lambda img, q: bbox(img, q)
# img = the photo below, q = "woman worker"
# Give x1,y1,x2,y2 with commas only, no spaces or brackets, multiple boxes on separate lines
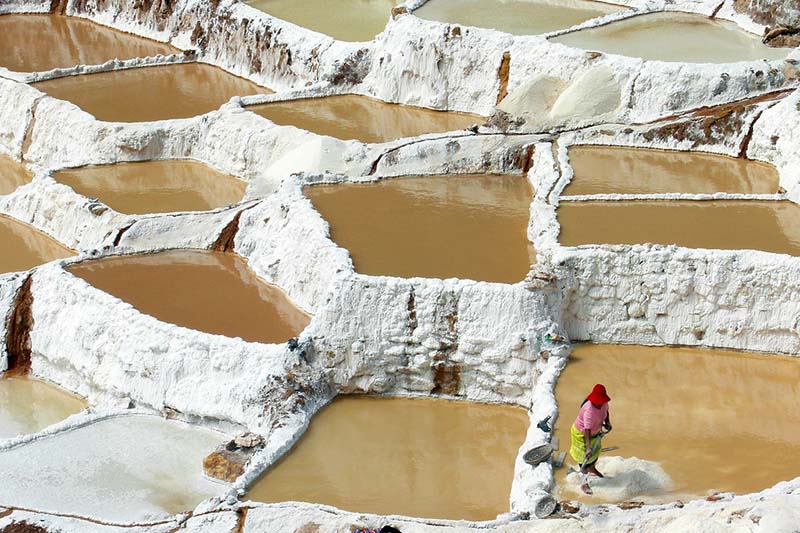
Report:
569,383,612,477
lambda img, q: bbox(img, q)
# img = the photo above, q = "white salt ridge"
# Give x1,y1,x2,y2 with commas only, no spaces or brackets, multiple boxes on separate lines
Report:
562,456,675,501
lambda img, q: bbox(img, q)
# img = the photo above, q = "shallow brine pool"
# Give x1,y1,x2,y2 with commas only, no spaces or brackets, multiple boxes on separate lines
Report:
306,174,535,282
0,14,177,73
0,154,32,196
247,95,482,144
0,376,86,439
247,396,529,520
53,160,247,215
550,12,790,63
33,64,272,122
554,344,800,502
68,250,310,344
0,215,74,275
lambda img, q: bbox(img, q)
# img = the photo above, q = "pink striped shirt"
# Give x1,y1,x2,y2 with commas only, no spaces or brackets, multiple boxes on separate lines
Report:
574,401,608,435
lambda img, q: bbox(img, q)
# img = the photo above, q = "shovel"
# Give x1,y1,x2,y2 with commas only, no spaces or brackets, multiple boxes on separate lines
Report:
579,429,610,495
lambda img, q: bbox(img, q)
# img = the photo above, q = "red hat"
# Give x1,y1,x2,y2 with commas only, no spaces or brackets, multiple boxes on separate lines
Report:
587,384,610,405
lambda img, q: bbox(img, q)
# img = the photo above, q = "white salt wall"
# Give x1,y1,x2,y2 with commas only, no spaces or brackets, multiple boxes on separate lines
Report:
749,89,800,198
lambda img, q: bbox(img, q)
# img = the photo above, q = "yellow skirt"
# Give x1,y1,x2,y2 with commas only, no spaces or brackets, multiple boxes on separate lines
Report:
569,424,602,465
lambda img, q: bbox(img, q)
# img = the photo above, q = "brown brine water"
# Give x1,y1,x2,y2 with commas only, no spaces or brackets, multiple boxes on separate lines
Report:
0,154,32,196
557,200,800,255
247,95,482,143
244,0,398,42
550,12,790,63
0,215,74,275
68,251,309,344
415,0,623,36
33,64,272,122
554,344,800,500
53,160,247,215
247,396,529,520
564,146,780,195
306,174,535,282
0,376,86,439
0,14,177,73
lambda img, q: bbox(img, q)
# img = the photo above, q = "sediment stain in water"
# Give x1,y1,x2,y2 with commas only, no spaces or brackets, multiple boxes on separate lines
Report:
0,14,177,73
564,146,780,195
550,12,789,63
415,0,623,36
68,250,309,344
32,64,272,122
554,344,800,500
244,0,398,42
53,160,247,215
0,376,86,439
306,174,535,282
248,95,482,143
0,154,32,196
248,396,529,520
558,200,800,255
0,215,74,275
0,415,225,521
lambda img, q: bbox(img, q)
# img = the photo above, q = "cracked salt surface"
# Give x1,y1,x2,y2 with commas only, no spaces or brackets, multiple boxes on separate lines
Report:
0,415,227,522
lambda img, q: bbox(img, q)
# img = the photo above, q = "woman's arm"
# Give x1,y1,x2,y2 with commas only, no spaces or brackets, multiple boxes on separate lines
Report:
604,411,612,431
583,428,593,462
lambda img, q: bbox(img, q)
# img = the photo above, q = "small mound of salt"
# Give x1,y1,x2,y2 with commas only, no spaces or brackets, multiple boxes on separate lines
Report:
563,456,673,501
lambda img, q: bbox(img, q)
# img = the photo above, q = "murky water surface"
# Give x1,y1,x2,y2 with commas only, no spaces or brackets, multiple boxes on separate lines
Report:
564,146,779,195
550,12,789,62
0,14,177,72
248,95,482,143
248,396,529,520
244,0,397,41
68,250,309,344
557,200,800,255
0,215,74,275
554,344,800,500
54,160,246,214
0,415,225,521
306,174,535,282
0,376,86,439
415,0,622,36
0,154,32,196
33,64,272,122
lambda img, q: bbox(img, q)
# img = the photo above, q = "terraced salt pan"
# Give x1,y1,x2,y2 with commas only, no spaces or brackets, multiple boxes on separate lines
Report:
306,174,535,282
53,160,247,215
554,344,800,501
563,146,780,195
550,12,790,63
0,376,85,439
68,250,310,344
247,396,529,521
0,154,31,196
0,415,225,522
247,95,482,144
414,0,623,36
0,215,74,275
244,0,397,42
557,200,800,255
0,14,177,73
32,64,272,122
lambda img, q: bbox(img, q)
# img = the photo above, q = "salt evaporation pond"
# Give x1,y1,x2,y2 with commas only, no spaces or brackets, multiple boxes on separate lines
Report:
33,64,272,122
0,215,74,275
554,344,800,501
306,174,535,282
0,14,177,73
68,250,309,344
244,0,397,42
0,415,225,521
557,200,800,255
248,396,529,521
248,95,482,143
0,376,86,439
53,160,247,215
563,146,780,195
414,0,623,36
0,154,32,196
550,12,790,63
